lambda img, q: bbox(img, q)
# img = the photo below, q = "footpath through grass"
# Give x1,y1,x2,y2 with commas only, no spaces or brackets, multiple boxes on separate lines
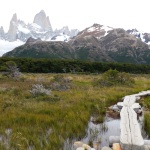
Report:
0,73,150,149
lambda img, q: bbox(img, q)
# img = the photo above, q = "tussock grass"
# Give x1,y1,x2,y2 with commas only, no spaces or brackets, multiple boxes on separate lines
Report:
0,73,150,149
140,96,150,138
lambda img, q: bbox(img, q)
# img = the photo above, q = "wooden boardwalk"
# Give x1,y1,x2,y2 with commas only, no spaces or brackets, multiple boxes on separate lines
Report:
120,91,150,150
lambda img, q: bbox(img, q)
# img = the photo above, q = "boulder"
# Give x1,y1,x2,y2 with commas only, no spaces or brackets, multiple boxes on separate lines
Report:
76,148,85,150
74,141,84,149
101,146,112,150
117,102,124,109
82,144,91,150
112,143,122,150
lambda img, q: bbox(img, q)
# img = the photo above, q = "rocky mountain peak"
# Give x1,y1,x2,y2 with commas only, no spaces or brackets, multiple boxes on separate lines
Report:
11,13,18,23
0,26,5,39
75,23,113,40
33,10,52,31
26,37,41,44
127,28,150,44
7,13,18,42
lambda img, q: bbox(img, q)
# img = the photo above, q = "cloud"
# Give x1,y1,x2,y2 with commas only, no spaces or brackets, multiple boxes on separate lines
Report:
0,0,150,32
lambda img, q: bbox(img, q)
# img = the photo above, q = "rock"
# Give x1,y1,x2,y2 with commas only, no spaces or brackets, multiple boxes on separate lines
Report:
107,110,120,119
101,146,112,150
112,143,122,150
26,37,41,44
109,105,120,112
131,103,141,109
82,144,91,150
76,148,85,150
7,13,18,41
0,26,5,39
144,145,150,150
117,102,124,109
74,141,84,149
93,142,99,150
136,96,141,101
33,10,52,31
131,103,142,114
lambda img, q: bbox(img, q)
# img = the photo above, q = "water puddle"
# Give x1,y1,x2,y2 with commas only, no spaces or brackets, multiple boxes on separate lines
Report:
0,112,148,150
67,109,149,150
81,115,120,149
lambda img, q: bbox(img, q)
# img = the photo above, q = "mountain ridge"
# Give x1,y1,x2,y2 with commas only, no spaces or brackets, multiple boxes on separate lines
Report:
4,24,150,64
0,10,79,42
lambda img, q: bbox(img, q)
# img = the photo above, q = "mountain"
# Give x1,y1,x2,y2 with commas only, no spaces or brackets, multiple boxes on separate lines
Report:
3,37,75,59
0,10,79,56
68,24,150,63
33,10,52,32
0,26,5,40
4,24,150,64
100,28,149,63
5,10,79,42
68,24,114,61
127,29,150,44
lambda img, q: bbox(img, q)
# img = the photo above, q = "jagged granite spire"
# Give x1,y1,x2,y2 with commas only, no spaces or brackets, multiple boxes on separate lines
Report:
7,13,18,41
33,10,53,31
0,26,5,39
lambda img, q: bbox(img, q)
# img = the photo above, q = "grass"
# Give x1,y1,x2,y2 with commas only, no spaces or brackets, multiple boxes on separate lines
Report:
140,96,150,138
0,73,150,149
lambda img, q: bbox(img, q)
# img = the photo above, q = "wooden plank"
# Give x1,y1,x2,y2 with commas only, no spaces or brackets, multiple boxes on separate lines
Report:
120,95,145,150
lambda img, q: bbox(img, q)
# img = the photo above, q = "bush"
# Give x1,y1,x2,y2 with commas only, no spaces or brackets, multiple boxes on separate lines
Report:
96,69,134,87
3,61,22,80
50,75,73,91
30,84,51,97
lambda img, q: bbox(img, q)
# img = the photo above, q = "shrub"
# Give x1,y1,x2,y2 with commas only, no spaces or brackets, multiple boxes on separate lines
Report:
30,84,51,97
3,61,22,80
50,75,73,91
96,69,134,87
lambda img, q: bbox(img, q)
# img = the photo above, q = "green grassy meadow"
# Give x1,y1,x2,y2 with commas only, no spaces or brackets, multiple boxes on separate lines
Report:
0,73,150,149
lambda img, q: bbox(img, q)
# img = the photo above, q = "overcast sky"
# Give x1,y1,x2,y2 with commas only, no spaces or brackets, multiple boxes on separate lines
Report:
0,0,150,32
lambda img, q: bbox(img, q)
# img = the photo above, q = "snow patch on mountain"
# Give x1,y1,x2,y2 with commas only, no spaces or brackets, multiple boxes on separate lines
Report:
127,29,150,43
51,33,70,41
101,26,113,36
18,25,30,34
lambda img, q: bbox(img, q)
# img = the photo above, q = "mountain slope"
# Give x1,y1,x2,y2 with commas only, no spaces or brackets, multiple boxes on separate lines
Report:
3,37,75,59
100,28,150,63
3,24,150,64
68,24,150,63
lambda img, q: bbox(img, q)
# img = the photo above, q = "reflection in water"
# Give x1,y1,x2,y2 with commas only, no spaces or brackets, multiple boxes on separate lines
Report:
81,116,120,149
0,113,148,150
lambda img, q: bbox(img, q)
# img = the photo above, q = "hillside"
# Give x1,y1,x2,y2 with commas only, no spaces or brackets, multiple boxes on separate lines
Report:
3,24,150,64
3,37,75,59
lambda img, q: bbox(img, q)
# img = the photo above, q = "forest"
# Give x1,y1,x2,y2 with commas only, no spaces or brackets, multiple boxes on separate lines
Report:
0,57,150,74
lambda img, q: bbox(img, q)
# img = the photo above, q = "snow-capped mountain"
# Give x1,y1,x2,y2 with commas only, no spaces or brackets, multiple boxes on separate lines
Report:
4,10,79,42
76,23,113,40
127,29,150,44
0,10,79,56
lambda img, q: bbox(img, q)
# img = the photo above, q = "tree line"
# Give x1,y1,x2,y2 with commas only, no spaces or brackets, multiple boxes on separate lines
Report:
0,57,150,74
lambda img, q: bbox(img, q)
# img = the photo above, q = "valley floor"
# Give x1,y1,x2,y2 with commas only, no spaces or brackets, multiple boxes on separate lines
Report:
0,73,150,149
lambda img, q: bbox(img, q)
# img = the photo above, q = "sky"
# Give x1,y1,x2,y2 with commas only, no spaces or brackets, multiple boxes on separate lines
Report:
0,0,150,32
